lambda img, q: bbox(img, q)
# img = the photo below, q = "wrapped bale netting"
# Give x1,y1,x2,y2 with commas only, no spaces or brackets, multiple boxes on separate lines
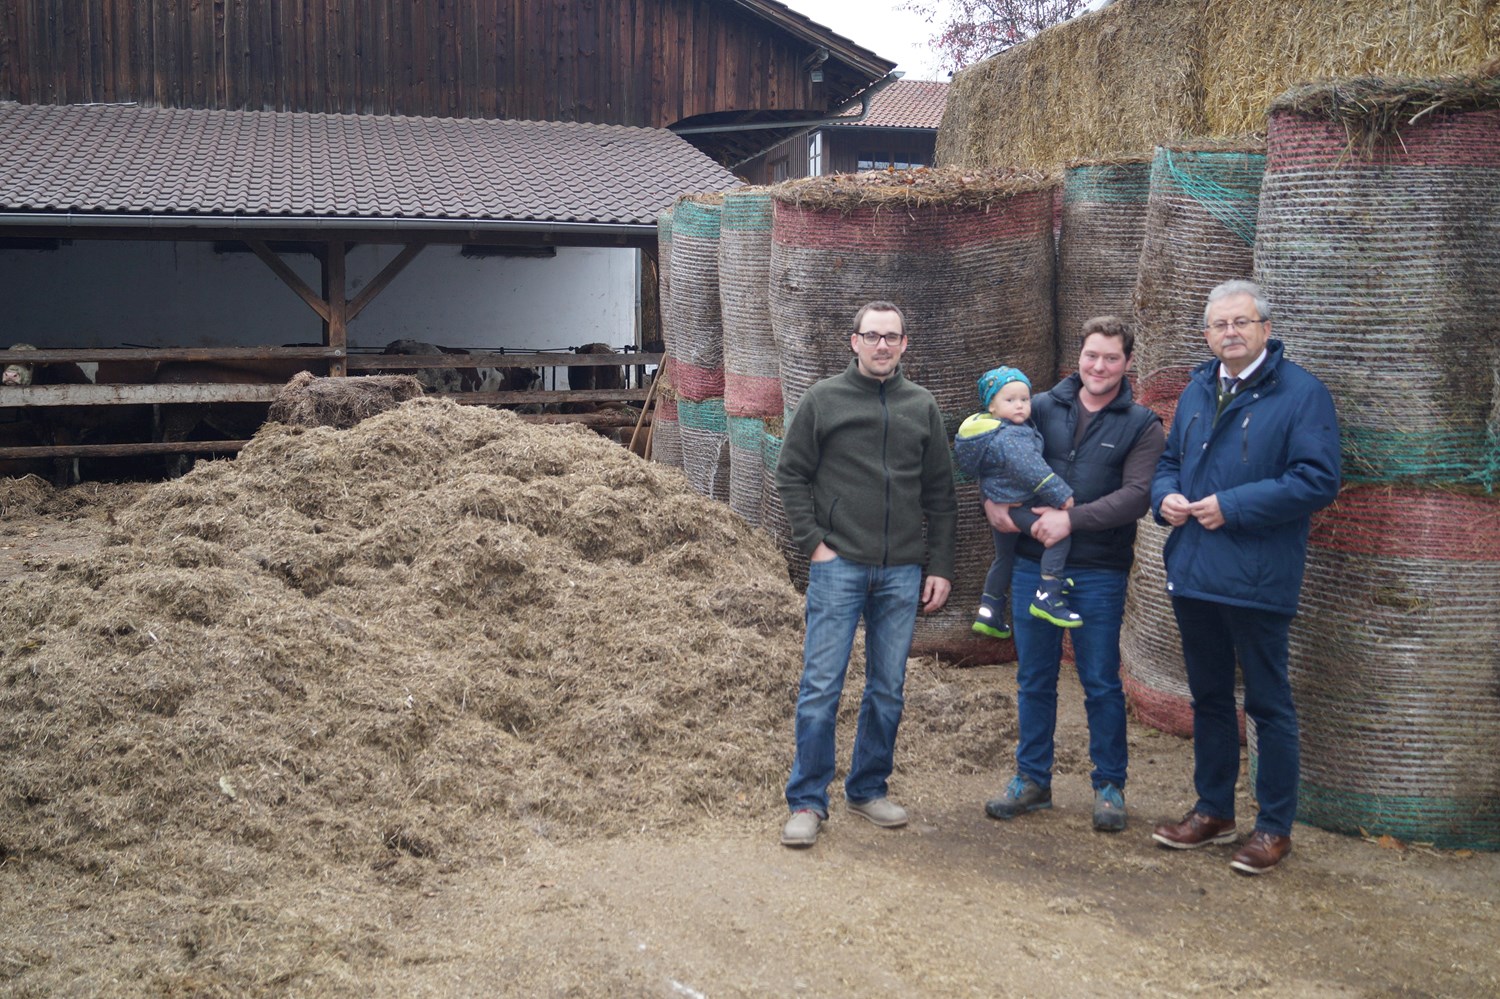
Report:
1286,486,1500,850
1133,143,1267,396
657,204,675,349
720,190,785,420
1120,517,1244,740
650,391,683,469
727,414,766,526
1057,159,1152,372
770,168,1055,661
1255,77,1500,490
678,397,731,503
668,196,729,402
760,426,808,591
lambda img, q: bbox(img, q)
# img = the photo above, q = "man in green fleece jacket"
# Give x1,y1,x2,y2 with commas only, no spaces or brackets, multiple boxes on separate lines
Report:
775,300,958,848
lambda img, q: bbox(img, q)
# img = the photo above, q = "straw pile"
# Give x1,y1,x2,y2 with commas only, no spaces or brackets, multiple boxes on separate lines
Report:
936,0,1499,174
1056,158,1152,371
769,167,1056,662
0,401,1023,988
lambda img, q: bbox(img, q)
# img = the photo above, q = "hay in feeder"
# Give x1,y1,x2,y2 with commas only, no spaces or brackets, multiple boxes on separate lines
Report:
719,189,784,421
267,371,425,429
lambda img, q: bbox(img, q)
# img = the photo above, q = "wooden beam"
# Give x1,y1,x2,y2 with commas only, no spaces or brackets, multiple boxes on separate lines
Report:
248,239,332,322
346,351,664,370
325,239,348,376
0,440,250,460
347,242,424,321
0,383,281,407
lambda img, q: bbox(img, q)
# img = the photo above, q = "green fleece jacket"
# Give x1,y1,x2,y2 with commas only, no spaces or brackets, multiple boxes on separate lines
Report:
775,360,957,580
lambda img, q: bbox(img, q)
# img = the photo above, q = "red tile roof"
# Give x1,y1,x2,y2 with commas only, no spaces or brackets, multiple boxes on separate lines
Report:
0,102,740,228
833,79,949,130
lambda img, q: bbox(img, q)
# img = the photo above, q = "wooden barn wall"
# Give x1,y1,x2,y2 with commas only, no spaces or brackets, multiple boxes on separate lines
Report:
0,0,829,126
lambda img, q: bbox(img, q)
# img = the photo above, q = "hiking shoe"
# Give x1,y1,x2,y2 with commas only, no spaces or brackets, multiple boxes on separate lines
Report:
847,797,908,828
1092,783,1127,832
972,604,1011,640
780,809,823,847
1029,579,1082,628
1152,810,1237,849
984,775,1052,820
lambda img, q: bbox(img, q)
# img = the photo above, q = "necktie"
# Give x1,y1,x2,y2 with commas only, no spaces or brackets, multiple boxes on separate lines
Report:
1221,375,1240,395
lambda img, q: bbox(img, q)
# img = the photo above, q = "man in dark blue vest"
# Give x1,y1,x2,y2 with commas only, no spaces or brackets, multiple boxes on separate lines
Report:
983,316,1165,833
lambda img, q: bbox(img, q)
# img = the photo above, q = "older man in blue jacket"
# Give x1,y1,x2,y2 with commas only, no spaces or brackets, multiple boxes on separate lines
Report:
1150,279,1340,875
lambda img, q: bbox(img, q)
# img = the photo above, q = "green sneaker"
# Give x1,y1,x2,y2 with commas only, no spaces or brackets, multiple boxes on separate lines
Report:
1029,579,1082,628
985,775,1052,820
972,605,1011,640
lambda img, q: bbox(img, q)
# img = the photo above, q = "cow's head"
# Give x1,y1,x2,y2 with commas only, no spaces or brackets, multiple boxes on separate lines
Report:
3,344,37,387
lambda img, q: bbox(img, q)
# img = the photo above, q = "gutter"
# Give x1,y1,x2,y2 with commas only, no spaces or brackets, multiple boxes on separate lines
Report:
672,71,905,137
0,211,659,239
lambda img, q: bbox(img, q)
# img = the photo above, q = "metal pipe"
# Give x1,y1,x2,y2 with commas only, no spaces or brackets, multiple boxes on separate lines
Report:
0,211,657,239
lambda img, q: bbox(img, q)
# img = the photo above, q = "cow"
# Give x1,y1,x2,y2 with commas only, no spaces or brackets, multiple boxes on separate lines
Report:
567,342,625,392
4,344,150,484
3,343,92,388
378,339,539,395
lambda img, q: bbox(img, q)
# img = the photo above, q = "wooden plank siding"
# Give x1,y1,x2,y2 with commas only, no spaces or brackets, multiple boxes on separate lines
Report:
0,0,837,127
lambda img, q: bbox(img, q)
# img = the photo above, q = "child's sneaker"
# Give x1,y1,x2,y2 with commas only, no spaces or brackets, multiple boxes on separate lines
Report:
971,604,1011,640
1029,578,1082,628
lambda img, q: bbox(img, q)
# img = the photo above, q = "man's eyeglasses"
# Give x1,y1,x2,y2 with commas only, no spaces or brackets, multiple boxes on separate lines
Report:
857,332,905,346
1207,317,1265,334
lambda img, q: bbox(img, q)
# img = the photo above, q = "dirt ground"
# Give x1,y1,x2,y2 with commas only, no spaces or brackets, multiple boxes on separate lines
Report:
1,449,1497,998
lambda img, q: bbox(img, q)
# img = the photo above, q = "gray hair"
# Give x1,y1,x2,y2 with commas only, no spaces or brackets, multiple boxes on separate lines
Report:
1204,280,1271,325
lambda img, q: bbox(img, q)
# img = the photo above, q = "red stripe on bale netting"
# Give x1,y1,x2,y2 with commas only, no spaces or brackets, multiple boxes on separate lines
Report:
656,395,678,421
671,360,726,403
724,372,784,419
1267,109,1500,171
1309,485,1500,562
1134,367,1192,429
771,198,1050,252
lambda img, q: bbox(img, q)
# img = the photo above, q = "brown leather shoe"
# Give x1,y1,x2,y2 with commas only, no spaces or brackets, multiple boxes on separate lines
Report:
1230,830,1292,874
1152,810,1238,849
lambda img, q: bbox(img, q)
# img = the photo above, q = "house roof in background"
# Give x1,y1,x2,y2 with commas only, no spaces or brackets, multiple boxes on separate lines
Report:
831,80,949,129
0,102,739,232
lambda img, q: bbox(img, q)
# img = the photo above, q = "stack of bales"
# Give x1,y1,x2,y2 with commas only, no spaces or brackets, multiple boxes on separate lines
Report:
769,168,1057,661
667,195,731,500
1255,75,1500,849
651,206,683,469
719,189,784,527
1119,140,1266,735
1055,157,1152,371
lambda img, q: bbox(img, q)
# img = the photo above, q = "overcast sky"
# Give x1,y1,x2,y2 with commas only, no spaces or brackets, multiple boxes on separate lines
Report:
780,0,948,82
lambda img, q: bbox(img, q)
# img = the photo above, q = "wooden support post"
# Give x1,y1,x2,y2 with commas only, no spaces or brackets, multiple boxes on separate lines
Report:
325,240,348,376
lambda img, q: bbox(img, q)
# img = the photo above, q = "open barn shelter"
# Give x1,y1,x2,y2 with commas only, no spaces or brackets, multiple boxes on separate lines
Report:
0,0,900,475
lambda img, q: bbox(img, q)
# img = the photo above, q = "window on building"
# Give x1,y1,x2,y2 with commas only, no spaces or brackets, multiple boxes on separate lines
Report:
857,149,928,171
770,157,790,183
808,133,823,177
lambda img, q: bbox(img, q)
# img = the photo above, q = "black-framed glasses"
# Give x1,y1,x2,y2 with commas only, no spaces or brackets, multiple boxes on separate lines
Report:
857,332,905,346
1207,317,1265,334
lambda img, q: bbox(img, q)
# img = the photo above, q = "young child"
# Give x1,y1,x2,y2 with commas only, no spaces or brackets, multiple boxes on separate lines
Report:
954,366,1082,636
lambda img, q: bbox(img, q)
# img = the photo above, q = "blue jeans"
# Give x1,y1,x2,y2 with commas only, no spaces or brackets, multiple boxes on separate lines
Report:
1172,596,1299,837
785,556,922,816
1011,558,1129,790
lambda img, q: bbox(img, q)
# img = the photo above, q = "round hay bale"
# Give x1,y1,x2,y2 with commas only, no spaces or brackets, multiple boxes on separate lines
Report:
667,196,727,402
1133,142,1267,382
1120,517,1245,740
657,204,675,352
769,168,1057,661
1287,485,1500,850
1254,77,1500,489
677,396,730,503
650,392,683,468
727,414,765,527
1057,159,1152,374
759,426,807,592
720,190,784,419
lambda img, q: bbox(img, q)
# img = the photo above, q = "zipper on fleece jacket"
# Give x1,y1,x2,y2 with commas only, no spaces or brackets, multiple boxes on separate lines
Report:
880,380,891,566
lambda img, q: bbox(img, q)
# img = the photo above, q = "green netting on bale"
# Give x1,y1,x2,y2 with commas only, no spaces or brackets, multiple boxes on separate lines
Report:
1133,144,1267,382
1057,160,1152,367
658,206,675,352
677,397,728,433
722,190,776,232
1255,100,1500,491
1286,485,1500,850
667,198,726,396
677,397,730,502
727,415,766,527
